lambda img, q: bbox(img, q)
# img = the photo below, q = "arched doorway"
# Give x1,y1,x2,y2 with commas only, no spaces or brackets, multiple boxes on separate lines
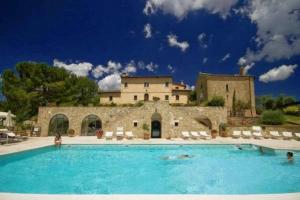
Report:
194,115,212,129
81,115,102,136
48,114,69,136
144,93,149,101
151,112,162,138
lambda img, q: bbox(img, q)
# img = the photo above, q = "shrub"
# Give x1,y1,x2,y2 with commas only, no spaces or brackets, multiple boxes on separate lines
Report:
135,101,144,107
142,123,149,131
207,96,225,107
261,110,285,125
283,106,299,116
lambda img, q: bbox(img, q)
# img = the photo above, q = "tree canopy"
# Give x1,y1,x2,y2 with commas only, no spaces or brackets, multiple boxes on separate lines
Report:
1,62,99,122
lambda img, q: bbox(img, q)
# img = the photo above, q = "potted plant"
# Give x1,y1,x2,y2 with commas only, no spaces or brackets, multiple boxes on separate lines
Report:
211,129,218,139
96,129,103,139
142,123,150,140
219,123,228,137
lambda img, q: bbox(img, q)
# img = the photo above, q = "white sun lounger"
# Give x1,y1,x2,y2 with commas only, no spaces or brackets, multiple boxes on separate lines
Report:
116,131,124,140
199,131,211,139
295,133,300,140
190,131,200,139
269,131,281,139
282,131,293,140
105,131,113,140
252,126,263,139
125,131,134,139
232,130,241,138
242,131,252,138
181,131,190,139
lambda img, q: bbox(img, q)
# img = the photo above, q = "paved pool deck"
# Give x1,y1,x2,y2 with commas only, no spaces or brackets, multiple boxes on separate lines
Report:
1,136,300,200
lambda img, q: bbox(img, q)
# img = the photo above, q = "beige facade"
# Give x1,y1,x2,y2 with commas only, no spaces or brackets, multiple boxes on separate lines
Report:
196,73,256,117
37,102,227,137
100,75,190,105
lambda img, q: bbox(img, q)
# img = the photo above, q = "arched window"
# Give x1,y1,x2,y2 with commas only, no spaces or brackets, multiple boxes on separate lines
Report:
48,114,69,136
144,93,149,101
81,115,102,136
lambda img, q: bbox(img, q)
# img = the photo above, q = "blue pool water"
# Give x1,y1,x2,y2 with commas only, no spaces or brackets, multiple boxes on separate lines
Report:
0,144,299,194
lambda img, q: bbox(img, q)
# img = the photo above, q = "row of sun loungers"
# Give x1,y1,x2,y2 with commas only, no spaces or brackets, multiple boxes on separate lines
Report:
232,126,300,140
181,131,211,140
104,127,134,140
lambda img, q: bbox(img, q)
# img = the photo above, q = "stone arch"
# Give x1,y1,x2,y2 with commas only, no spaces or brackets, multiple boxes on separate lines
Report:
81,114,102,136
151,112,162,138
48,114,69,136
194,115,212,130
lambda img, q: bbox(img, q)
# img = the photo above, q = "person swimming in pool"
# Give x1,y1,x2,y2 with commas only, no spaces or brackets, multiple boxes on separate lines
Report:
235,144,243,150
287,152,294,164
54,133,62,147
162,154,193,160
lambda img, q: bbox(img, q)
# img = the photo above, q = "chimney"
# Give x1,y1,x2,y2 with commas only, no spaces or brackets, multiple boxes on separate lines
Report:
239,66,245,76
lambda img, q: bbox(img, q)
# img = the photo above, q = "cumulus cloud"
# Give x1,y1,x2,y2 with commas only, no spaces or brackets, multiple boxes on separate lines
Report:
259,64,298,83
197,33,208,48
53,59,92,77
123,61,137,74
137,61,159,72
91,60,122,79
144,23,152,39
143,0,238,19
237,57,255,75
167,64,175,73
167,34,189,52
220,53,231,62
243,0,300,62
98,73,121,91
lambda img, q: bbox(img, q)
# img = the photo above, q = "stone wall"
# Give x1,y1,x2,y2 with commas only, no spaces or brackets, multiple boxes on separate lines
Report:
37,102,227,137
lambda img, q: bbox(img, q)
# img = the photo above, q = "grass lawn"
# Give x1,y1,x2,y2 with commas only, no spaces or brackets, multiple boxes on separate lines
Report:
284,114,300,125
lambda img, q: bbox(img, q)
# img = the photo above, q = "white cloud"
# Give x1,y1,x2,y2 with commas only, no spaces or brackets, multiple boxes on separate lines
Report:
197,33,208,48
243,0,300,62
167,64,175,73
137,61,159,72
202,57,208,64
143,0,238,19
220,53,231,62
167,34,189,52
53,59,92,77
91,60,122,79
92,65,107,78
98,73,121,91
237,57,255,75
144,23,152,39
237,57,247,66
123,61,137,74
259,64,298,83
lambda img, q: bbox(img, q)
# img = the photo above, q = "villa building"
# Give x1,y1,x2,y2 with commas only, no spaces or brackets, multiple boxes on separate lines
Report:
195,70,256,117
99,74,191,105
37,70,256,138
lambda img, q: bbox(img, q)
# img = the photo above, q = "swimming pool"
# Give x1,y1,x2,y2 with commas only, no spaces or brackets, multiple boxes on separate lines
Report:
0,144,299,194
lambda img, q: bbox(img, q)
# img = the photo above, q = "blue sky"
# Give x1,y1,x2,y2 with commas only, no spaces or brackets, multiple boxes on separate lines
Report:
0,0,299,98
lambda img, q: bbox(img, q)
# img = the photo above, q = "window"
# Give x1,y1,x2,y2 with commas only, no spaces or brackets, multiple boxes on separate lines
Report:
133,122,138,127
124,82,128,88
144,82,149,87
134,95,138,101
144,93,149,101
226,84,229,92
109,96,113,101
176,95,179,100
165,82,169,87
175,86,179,89
174,122,179,127
165,95,169,100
